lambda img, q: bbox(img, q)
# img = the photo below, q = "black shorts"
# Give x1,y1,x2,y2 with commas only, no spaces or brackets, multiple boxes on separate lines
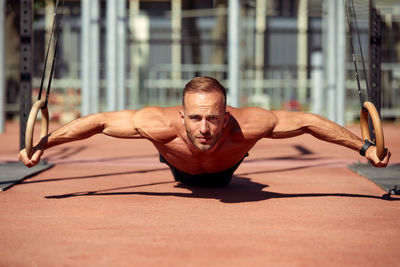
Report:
159,154,248,187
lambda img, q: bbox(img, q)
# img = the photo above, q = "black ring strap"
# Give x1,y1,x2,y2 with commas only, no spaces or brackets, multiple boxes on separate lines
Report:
359,139,375,156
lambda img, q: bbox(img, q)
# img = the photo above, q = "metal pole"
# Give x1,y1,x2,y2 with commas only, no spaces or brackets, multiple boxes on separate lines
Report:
44,0,54,80
228,0,240,107
255,0,266,100
311,51,323,115
117,0,126,110
368,1,382,141
19,0,33,150
107,0,117,111
90,0,100,113
297,0,308,105
336,0,346,126
129,0,140,108
81,0,90,116
171,0,182,81
326,0,336,122
0,0,4,133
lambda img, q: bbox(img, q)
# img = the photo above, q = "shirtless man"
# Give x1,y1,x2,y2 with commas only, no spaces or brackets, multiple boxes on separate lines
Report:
18,76,391,187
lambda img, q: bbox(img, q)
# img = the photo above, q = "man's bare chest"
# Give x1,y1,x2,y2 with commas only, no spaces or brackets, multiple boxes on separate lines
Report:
154,137,255,174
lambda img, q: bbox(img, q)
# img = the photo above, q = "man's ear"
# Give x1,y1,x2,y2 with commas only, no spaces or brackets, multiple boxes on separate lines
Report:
179,110,185,123
223,112,230,128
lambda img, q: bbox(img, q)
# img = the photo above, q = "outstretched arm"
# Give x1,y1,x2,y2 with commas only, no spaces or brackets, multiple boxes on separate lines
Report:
18,107,176,167
267,110,390,167
18,110,140,167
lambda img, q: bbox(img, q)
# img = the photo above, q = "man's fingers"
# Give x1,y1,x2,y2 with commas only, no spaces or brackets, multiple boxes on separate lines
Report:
18,148,41,168
366,146,391,168
370,149,391,168
18,150,29,165
31,150,40,162
382,150,391,166
29,150,42,167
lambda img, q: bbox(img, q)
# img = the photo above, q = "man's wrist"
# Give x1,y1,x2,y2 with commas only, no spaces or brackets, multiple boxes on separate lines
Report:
359,139,375,156
36,135,49,150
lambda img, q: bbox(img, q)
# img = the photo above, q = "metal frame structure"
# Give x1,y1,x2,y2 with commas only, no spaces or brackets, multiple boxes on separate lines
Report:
228,0,240,107
368,1,382,141
81,0,100,115
12,0,389,147
19,0,33,150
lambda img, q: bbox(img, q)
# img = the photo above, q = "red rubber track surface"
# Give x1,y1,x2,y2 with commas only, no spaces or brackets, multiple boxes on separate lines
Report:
1,122,399,266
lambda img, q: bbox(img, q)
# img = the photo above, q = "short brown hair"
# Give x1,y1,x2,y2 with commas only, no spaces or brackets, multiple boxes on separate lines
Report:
182,76,227,107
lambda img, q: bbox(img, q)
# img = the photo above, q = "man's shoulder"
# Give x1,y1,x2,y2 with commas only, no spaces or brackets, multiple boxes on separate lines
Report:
227,106,276,123
134,105,181,120
133,106,182,142
227,106,276,139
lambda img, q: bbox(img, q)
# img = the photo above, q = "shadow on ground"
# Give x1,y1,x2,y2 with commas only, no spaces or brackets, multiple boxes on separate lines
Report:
45,176,399,203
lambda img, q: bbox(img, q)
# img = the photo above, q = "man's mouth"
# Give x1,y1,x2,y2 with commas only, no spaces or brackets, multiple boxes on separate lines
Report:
197,136,211,143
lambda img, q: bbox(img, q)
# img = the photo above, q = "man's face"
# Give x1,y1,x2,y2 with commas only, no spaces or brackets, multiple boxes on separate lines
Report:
180,91,229,151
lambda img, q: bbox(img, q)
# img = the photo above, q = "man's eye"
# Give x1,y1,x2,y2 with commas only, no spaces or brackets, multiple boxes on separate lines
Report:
190,116,201,121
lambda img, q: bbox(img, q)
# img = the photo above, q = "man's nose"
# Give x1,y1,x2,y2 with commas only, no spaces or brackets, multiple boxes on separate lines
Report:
200,119,209,134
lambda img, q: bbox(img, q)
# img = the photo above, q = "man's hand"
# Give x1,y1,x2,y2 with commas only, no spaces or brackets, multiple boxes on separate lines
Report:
365,146,391,167
18,145,44,168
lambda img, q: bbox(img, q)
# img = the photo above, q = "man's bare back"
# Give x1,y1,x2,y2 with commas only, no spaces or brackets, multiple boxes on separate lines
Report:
18,76,390,187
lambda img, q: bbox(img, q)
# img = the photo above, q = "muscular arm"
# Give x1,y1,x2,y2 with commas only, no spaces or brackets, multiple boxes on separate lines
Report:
267,110,390,167
269,111,362,150
45,110,141,148
18,107,176,167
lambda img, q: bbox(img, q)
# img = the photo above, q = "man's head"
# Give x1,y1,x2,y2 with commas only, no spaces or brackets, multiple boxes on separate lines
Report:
182,76,227,108
180,76,229,151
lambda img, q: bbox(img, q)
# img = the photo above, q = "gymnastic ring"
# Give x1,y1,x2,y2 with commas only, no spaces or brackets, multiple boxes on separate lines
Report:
360,101,385,160
25,99,49,158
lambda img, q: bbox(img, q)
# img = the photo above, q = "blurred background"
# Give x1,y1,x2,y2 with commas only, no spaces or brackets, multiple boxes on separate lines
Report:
1,0,400,132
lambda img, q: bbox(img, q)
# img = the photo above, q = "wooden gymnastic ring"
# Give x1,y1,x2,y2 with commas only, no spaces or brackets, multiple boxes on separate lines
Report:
25,99,49,158
360,101,385,160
